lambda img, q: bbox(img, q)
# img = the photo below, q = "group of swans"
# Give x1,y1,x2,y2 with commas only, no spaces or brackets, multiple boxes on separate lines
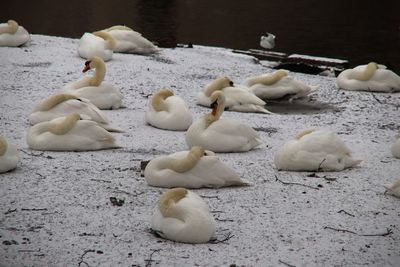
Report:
78,25,159,61
27,56,124,151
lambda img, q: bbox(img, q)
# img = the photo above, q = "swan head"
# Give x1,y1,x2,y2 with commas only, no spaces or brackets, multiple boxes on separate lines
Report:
190,146,206,158
210,91,224,116
7,20,19,34
49,113,81,135
151,88,174,112
82,56,105,73
159,188,188,217
204,77,233,96
0,135,7,156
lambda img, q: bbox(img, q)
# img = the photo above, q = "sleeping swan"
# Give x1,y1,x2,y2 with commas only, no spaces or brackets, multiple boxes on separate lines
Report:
64,56,124,109
144,146,249,188
391,131,400,158
27,113,120,151
0,135,19,173
151,188,216,243
275,128,361,171
29,93,124,132
145,88,193,131
241,70,319,101
78,31,115,61
197,77,272,113
337,62,400,92
186,91,262,152
384,179,400,198
0,19,30,47
101,25,159,54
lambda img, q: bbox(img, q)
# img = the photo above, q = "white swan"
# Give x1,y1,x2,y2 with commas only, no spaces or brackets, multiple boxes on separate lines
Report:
101,25,159,54
151,188,216,243
260,32,275,49
391,132,400,158
78,31,115,61
145,146,249,188
186,91,263,153
29,93,124,132
27,113,120,151
241,70,319,101
197,77,272,114
0,20,30,47
145,88,193,131
0,135,19,173
337,62,400,92
64,56,124,109
275,128,361,171
384,179,400,198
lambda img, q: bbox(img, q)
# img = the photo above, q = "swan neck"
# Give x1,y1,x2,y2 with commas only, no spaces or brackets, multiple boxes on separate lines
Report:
350,63,377,81
204,79,225,97
159,188,188,219
151,90,173,112
93,31,116,49
37,94,77,111
49,113,80,135
254,70,286,86
163,150,202,173
0,136,7,156
0,20,18,34
89,61,106,86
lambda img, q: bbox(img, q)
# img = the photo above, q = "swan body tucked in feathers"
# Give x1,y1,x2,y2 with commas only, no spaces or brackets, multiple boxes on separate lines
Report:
241,70,319,101
186,91,262,153
151,188,216,243
275,128,361,171
337,62,400,92
0,135,19,173
0,20,30,47
78,31,115,61
64,56,123,109
197,77,271,113
27,113,120,151
29,93,124,132
391,132,400,159
145,88,193,131
101,25,159,54
144,146,248,188
384,179,400,198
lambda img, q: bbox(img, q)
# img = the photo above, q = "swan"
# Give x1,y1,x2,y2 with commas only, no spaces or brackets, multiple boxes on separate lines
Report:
241,70,319,101
186,91,263,153
151,188,216,243
64,56,124,109
275,128,361,171
384,179,400,198
197,77,272,114
391,132,400,158
78,31,115,61
145,88,193,131
27,113,120,151
145,146,249,188
101,25,159,54
0,19,30,47
260,32,275,49
337,62,400,92
0,135,19,173
29,93,124,132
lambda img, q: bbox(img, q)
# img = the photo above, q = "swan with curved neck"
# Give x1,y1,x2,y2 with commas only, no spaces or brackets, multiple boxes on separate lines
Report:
0,19,30,47
0,135,19,173
64,57,124,109
151,188,216,243
275,128,362,171
78,31,115,61
92,31,116,50
241,70,319,101
27,113,120,151
29,93,124,132
145,146,248,188
145,88,192,131
187,91,263,152
337,62,400,92
101,25,159,54
197,77,271,114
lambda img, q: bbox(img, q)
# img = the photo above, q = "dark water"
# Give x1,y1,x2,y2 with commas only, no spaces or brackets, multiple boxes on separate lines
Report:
3,0,400,72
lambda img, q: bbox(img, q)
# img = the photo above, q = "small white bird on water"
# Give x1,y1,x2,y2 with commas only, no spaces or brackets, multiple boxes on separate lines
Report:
260,32,275,49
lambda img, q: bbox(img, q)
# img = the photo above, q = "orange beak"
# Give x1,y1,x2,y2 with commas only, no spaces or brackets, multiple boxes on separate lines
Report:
82,61,91,73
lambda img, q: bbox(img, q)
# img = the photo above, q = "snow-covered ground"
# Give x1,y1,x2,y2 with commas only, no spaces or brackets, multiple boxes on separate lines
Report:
0,35,399,266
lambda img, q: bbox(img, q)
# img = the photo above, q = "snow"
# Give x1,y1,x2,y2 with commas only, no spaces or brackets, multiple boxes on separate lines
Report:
287,54,348,64
0,34,399,266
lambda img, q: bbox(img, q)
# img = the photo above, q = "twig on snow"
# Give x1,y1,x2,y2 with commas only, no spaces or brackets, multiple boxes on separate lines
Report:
4,208,17,215
90,179,111,183
279,259,296,267
78,249,96,267
199,195,220,200
337,209,355,217
371,93,383,104
275,175,319,190
22,208,48,212
324,226,392,237
317,158,326,171
209,232,234,244
144,249,161,267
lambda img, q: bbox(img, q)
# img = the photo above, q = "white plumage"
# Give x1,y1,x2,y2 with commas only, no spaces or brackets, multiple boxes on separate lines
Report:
0,136,19,173
391,132,400,159
0,20,30,47
151,188,216,243
78,32,115,61
275,128,361,171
